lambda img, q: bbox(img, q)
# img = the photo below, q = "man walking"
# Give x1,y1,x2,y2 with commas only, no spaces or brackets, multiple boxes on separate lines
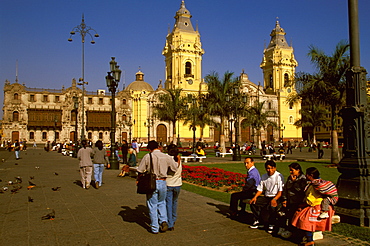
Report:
137,140,178,234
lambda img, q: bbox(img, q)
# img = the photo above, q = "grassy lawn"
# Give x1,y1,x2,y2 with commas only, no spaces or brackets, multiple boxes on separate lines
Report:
182,161,370,242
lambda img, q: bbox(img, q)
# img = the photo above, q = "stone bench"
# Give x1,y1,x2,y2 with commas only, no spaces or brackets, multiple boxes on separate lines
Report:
262,154,285,160
181,156,206,163
219,153,233,158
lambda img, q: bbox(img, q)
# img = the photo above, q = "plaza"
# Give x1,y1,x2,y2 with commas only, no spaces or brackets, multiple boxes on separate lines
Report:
0,147,356,246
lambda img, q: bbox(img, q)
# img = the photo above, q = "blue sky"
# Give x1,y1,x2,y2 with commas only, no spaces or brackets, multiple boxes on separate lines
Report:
1,0,370,116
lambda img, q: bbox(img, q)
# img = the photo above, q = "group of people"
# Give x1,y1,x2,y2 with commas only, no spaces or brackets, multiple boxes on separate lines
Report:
137,141,182,234
77,139,109,189
229,157,338,246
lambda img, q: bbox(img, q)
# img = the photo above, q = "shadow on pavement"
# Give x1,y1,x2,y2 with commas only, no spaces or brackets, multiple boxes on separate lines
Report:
118,205,150,230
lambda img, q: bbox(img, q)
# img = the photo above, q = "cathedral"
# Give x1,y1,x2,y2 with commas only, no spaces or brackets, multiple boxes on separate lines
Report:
1,1,301,145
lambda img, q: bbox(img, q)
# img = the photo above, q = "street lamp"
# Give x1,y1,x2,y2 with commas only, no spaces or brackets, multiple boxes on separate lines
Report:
54,116,58,143
145,118,154,142
105,57,122,170
68,14,99,141
127,117,133,144
72,96,79,158
280,124,285,142
226,86,247,161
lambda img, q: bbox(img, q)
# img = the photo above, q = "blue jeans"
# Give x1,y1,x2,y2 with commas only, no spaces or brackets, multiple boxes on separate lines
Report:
93,164,104,186
15,150,20,159
115,150,121,161
146,180,167,233
166,186,181,228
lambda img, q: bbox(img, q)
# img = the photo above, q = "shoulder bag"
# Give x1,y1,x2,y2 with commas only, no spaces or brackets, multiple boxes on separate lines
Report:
137,153,157,194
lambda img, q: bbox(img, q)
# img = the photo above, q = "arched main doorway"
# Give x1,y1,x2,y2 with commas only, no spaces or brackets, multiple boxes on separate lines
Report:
240,119,251,143
156,124,167,145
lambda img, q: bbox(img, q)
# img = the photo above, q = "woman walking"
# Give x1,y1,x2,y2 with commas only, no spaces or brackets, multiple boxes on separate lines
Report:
77,140,93,189
92,140,108,189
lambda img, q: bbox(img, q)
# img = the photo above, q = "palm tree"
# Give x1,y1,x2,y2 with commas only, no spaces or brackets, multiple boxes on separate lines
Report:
294,40,349,164
183,95,215,141
152,88,188,145
242,101,277,149
205,71,236,152
294,105,329,144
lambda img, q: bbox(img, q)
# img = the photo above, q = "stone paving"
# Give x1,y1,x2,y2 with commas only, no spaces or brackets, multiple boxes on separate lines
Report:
0,147,355,246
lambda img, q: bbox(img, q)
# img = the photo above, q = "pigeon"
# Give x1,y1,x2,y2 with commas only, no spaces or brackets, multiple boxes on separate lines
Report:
30,176,34,180
3,187,8,191
15,176,22,184
11,185,22,193
51,187,61,191
28,181,36,186
8,181,13,185
41,209,55,220
35,166,40,170
54,172,59,176
2,159,4,162
0,179,2,182
15,163,18,165
28,196,34,202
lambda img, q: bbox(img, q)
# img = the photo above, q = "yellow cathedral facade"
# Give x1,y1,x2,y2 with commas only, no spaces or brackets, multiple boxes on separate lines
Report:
1,1,301,146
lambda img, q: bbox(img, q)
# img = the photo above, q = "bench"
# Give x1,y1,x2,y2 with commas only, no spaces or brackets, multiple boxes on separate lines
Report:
181,156,206,163
263,154,285,160
219,153,233,158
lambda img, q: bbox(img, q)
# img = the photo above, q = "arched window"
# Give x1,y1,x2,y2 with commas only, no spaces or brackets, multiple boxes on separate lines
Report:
268,102,272,110
289,116,294,124
29,132,35,140
289,102,293,109
122,114,127,122
185,62,192,75
14,93,19,100
13,111,19,121
269,74,273,89
122,99,127,105
88,132,92,140
99,132,103,139
284,73,289,87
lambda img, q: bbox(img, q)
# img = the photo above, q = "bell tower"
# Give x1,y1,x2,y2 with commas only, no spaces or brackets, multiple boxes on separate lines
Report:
260,20,301,141
162,0,206,93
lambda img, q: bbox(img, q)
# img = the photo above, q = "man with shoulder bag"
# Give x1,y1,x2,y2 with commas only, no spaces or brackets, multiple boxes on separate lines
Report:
137,140,178,234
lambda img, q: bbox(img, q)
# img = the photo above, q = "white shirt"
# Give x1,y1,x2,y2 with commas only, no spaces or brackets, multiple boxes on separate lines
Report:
257,171,284,197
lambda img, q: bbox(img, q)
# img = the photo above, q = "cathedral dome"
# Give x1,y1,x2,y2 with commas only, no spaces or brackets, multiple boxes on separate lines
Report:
125,70,154,92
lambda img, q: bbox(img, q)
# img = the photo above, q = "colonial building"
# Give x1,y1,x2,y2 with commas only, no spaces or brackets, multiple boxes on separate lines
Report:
1,1,302,145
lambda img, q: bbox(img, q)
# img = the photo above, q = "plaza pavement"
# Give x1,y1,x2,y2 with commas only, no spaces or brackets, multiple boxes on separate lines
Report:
0,147,358,246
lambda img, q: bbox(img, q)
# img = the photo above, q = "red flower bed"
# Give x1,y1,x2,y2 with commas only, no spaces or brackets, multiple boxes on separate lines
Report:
182,165,246,192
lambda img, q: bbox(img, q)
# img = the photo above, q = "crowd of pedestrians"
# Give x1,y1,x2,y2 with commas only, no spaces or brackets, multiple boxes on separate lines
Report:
228,158,338,246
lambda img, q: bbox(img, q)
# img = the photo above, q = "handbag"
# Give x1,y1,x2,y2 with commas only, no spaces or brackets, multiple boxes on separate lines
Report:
137,153,157,194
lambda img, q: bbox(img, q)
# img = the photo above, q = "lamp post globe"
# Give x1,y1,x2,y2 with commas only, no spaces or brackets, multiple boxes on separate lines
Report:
106,57,121,169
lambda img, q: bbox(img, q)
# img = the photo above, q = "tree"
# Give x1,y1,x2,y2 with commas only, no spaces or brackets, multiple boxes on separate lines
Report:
293,40,350,164
205,71,236,152
183,94,215,141
152,88,188,145
287,72,329,144
294,105,329,144
242,101,277,149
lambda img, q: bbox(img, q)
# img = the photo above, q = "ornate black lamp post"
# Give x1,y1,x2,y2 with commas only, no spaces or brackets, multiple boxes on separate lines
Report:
68,15,99,140
72,96,79,158
127,116,133,144
336,0,370,227
105,57,122,170
280,124,285,142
